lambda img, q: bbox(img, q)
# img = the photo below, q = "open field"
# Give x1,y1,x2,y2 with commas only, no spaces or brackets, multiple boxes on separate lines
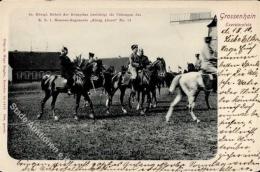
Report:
8,82,217,160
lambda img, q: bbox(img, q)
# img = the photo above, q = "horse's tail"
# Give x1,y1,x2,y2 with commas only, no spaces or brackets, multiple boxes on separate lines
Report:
169,74,182,93
41,74,50,90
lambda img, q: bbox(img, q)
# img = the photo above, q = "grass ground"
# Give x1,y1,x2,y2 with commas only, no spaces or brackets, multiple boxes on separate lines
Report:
8,82,217,160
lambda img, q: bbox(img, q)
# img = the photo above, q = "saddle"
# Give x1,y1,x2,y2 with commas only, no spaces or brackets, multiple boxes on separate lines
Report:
54,76,68,88
44,75,67,91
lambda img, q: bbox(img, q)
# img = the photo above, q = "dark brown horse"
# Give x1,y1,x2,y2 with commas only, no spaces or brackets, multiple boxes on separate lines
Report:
107,57,166,115
38,56,112,121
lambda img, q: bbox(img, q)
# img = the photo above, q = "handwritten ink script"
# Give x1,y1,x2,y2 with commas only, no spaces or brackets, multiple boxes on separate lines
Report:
15,13,260,172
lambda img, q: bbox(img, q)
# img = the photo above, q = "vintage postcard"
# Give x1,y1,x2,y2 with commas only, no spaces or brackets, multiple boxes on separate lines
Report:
0,0,259,172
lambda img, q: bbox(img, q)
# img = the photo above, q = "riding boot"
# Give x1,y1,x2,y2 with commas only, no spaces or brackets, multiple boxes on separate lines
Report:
212,74,217,93
130,79,136,99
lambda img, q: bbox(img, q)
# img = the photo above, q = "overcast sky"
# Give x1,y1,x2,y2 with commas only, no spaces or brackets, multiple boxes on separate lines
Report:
9,8,213,71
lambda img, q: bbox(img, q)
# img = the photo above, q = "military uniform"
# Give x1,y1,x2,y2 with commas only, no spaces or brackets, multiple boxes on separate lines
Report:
201,37,217,73
59,48,74,91
194,54,201,71
138,54,150,70
129,52,140,79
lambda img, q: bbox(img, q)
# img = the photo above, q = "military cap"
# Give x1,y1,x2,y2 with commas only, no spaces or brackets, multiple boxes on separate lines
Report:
62,46,68,52
131,44,138,50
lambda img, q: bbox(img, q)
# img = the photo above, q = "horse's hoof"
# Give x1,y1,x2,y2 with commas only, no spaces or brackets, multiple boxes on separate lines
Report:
89,113,94,119
37,113,42,119
122,109,127,114
152,104,157,108
54,116,59,121
106,110,110,116
74,116,79,121
196,119,200,123
165,117,170,123
140,110,145,115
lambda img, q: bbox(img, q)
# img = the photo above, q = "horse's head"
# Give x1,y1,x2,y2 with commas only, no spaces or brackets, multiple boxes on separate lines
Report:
151,57,166,78
105,65,115,74
92,59,104,74
80,59,101,76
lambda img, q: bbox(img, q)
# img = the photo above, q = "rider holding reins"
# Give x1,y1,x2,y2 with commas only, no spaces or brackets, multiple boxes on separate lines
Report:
59,47,74,95
128,44,151,88
200,36,217,74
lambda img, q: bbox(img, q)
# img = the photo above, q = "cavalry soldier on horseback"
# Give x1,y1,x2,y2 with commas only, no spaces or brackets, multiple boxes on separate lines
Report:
59,46,74,95
137,48,151,84
201,36,217,74
86,52,105,91
194,53,201,71
129,44,139,81
200,36,217,92
129,45,150,82
201,15,217,75
138,48,150,70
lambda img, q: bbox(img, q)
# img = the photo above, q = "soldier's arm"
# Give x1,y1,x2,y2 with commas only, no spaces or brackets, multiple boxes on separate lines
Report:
144,56,150,65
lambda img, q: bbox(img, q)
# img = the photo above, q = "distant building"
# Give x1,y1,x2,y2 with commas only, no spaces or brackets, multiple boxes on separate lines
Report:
9,51,61,82
102,57,129,72
9,51,128,82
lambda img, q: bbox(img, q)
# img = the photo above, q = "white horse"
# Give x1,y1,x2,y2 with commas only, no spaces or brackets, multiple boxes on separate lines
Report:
165,71,216,123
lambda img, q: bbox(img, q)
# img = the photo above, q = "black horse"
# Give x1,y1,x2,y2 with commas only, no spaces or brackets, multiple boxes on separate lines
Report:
107,57,167,115
39,56,113,121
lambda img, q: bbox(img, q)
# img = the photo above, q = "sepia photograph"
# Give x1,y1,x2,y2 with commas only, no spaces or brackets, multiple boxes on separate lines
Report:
7,8,218,160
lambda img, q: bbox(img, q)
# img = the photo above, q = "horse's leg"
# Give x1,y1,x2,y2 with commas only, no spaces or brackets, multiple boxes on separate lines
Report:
166,89,182,122
105,90,113,115
119,87,127,114
83,92,95,119
145,89,151,112
73,93,81,121
158,85,161,97
128,90,135,109
37,91,51,119
136,90,141,110
140,89,146,115
152,88,157,108
205,91,211,109
51,92,59,121
188,94,200,123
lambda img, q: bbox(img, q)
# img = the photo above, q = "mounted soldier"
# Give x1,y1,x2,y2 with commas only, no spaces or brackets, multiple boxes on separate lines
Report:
138,48,150,70
201,37,217,74
201,15,217,74
129,44,139,81
59,46,74,95
194,53,201,71
137,48,151,85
